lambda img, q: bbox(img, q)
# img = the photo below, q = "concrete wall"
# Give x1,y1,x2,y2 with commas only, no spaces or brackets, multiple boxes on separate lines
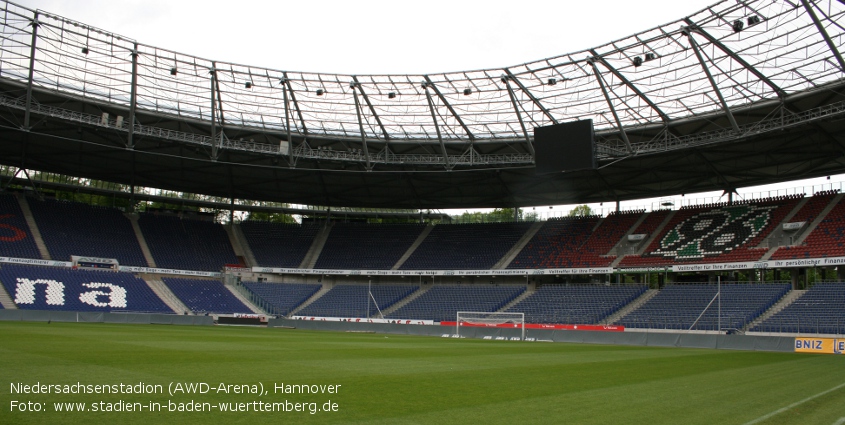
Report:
0,310,214,326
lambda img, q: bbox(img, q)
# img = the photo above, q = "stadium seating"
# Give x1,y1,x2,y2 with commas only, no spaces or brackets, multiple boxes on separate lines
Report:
241,281,321,316
617,283,789,331
751,283,845,334
401,222,533,270
0,194,42,259
619,196,801,267
297,283,418,318
0,263,172,312
27,198,148,266
315,223,425,269
239,221,320,268
387,284,525,322
162,277,252,314
138,213,239,271
505,284,647,324
508,216,599,269
771,195,845,260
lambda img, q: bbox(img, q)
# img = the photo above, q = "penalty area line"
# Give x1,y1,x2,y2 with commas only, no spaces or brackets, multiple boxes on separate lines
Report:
743,381,845,425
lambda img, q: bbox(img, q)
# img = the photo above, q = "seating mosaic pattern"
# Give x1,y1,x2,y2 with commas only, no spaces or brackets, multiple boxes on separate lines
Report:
0,264,172,312
0,194,42,259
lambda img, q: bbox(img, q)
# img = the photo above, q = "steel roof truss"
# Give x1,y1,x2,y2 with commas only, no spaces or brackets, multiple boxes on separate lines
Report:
801,0,845,73
684,29,741,132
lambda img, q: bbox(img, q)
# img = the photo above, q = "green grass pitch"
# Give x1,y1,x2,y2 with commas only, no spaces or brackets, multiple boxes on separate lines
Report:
0,322,843,424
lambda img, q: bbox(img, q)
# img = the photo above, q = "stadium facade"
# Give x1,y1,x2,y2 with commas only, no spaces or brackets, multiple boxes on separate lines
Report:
0,0,844,337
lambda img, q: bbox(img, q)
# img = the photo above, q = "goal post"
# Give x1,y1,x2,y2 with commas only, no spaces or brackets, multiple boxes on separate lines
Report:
456,311,525,340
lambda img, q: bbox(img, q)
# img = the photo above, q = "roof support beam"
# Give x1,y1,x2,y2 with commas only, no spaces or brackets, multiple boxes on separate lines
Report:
683,28,741,132
588,59,633,154
504,68,559,125
23,12,38,130
423,75,475,142
351,82,373,171
589,49,670,123
127,43,139,149
352,76,390,144
422,82,450,169
279,76,294,166
683,19,786,98
800,0,845,73
282,72,309,137
502,76,536,158
210,64,219,160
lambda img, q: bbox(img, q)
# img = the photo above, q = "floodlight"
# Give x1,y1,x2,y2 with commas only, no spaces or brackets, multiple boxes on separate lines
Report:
463,88,472,96
733,19,744,32
316,89,324,96
645,52,656,61
388,92,396,99
748,15,761,26
81,47,89,54
633,56,643,67
245,82,252,89
547,78,557,86
170,67,177,76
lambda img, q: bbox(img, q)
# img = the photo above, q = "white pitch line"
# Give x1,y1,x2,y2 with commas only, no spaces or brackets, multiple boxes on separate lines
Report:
832,417,845,425
743,382,845,425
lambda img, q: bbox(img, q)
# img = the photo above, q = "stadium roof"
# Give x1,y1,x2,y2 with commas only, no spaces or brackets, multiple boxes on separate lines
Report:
0,0,843,208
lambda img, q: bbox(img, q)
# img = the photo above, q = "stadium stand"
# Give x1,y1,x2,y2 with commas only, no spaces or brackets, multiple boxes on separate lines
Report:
771,194,845,260
297,284,418,318
618,196,802,267
241,281,321,316
0,194,42,259
617,283,789,331
314,223,425,269
138,213,239,271
507,217,599,269
751,283,845,335
0,264,172,312
401,223,533,270
162,277,252,314
239,221,320,268
27,198,148,266
576,211,644,264
505,284,647,324
387,284,525,322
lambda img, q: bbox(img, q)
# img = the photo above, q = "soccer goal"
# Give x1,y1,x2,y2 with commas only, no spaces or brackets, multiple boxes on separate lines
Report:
456,311,525,340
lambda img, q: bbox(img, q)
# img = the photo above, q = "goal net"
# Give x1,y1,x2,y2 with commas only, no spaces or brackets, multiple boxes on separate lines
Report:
456,311,525,340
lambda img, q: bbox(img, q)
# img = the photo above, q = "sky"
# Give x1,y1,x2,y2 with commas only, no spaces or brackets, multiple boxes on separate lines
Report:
10,0,844,215
13,0,719,75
